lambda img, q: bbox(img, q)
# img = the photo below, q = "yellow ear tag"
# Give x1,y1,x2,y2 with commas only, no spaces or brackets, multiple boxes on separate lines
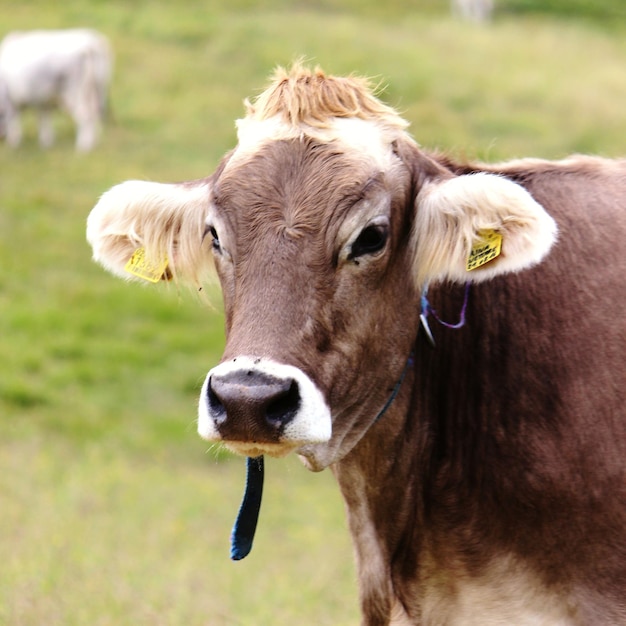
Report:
466,229,503,271
124,248,169,283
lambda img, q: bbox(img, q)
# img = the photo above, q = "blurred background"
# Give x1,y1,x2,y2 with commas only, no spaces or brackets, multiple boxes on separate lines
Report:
1,1,624,624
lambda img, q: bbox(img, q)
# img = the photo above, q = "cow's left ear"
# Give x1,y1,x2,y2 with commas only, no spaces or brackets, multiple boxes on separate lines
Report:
412,172,558,287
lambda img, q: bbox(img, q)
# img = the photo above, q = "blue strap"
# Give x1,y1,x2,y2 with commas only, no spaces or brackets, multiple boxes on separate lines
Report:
372,353,414,424
230,455,264,561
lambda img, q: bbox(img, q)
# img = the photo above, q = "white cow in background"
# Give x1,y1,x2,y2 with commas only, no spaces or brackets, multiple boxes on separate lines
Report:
452,0,494,22
0,29,112,152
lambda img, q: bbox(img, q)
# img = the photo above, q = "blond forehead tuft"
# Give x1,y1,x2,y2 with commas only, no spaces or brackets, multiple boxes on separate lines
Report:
243,62,410,132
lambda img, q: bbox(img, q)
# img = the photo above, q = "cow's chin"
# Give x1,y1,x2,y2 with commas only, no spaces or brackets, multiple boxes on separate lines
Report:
223,440,299,459
222,440,334,472
297,442,337,472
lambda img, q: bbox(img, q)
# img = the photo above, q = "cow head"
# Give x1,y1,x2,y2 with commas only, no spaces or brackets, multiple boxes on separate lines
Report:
87,64,557,471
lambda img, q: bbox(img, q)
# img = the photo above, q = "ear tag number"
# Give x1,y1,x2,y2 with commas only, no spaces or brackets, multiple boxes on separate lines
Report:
467,229,502,271
125,247,169,283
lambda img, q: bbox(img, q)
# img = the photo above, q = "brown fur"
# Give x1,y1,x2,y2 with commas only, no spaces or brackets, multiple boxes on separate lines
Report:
88,65,626,625
346,154,626,624
212,140,626,623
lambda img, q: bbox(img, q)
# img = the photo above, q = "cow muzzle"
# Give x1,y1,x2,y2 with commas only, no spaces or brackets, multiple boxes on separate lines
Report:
198,356,332,457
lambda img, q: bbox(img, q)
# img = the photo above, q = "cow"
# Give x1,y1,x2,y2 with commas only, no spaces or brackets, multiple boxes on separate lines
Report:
0,29,112,151
86,64,626,625
451,0,494,22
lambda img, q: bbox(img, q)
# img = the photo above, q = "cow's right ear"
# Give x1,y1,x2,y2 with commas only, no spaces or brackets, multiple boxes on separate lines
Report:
87,179,212,285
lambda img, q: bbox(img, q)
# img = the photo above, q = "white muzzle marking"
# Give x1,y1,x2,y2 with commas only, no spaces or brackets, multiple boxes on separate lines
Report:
198,356,332,457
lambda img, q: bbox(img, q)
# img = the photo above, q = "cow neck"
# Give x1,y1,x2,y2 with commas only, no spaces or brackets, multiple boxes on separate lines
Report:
229,284,470,561
373,283,470,425
372,352,415,425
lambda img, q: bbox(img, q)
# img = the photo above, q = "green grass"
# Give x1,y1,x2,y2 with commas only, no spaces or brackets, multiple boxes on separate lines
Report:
0,439,355,625
1,0,625,623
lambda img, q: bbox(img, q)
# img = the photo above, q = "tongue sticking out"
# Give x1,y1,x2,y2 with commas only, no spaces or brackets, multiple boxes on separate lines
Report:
230,456,265,560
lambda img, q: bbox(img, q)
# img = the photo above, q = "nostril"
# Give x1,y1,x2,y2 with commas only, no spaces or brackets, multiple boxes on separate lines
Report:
265,380,300,429
207,376,227,424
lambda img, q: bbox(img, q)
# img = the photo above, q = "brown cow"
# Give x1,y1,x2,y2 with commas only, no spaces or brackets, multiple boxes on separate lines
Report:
87,64,626,625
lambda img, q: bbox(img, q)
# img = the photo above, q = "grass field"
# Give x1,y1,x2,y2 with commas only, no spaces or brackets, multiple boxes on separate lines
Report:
1,1,625,624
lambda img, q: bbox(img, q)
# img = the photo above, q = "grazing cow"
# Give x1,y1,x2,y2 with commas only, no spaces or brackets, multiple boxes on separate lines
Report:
0,29,112,151
87,65,626,625
451,0,494,22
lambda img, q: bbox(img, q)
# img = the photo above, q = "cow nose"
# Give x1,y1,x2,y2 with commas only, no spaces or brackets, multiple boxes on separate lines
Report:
207,369,301,437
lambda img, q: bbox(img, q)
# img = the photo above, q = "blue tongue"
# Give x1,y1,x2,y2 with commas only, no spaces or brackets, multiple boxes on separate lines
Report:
230,455,264,560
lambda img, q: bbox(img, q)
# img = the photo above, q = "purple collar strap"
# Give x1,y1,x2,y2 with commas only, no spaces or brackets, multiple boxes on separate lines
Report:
420,283,470,346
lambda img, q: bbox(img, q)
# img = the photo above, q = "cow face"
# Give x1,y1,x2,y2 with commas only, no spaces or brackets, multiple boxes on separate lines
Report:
87,65,557,471
198,133,421,469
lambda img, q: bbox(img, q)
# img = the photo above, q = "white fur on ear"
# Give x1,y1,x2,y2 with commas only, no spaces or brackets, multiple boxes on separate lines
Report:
412,173,558,287
86,179,212,284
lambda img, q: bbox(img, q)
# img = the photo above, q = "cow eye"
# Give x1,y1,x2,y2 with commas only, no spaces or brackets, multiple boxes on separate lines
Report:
349,223,389,260
203,225,221,252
